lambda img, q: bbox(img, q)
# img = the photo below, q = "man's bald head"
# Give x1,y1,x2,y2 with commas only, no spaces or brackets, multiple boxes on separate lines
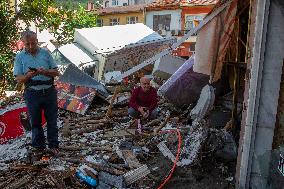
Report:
140,76,150,83
140,76,151,92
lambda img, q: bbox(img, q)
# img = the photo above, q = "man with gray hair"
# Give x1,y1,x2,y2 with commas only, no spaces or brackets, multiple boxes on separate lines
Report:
13,30,60,155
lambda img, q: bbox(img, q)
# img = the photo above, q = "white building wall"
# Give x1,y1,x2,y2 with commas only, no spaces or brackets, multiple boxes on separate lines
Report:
102,0,152,8
103,0,129,8
145,10,182,31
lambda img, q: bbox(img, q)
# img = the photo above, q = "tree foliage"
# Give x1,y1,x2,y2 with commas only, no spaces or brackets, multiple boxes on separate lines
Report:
0,0,97,95
39,5,97,44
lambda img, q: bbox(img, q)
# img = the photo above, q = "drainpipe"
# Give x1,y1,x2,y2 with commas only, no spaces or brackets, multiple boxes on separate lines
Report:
238,0,271,188
143,6,146,25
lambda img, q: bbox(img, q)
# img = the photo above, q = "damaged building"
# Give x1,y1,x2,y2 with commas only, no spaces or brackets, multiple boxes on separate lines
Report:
52,23,175,80
1,0,284,188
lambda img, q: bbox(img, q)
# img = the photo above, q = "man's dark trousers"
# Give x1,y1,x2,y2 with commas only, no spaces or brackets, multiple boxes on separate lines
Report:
24,86,59,149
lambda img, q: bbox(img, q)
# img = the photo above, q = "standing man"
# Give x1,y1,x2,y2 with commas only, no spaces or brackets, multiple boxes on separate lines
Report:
128,77,159,119
13,31,60,155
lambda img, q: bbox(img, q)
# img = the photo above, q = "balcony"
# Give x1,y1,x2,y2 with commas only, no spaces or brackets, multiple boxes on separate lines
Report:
157,29,198,37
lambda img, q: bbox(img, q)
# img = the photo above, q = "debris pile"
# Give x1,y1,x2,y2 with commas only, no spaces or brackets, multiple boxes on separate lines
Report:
0,90,236,189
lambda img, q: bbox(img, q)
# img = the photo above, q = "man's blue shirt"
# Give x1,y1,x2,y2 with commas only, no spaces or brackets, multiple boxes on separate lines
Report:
13,48,57,90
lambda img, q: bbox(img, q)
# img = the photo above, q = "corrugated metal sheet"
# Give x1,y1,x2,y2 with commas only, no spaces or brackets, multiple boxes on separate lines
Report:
73,23,165,55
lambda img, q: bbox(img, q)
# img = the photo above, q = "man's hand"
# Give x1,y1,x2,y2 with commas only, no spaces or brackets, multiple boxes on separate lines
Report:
138,107,149,118
37,68,60,77
15,70,37,84
37,68,46,75
143,110,149,118
26,70,38,78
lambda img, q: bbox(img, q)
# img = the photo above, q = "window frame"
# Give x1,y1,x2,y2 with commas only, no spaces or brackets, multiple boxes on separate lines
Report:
97,19,103,27
110,18,120,26
153,14,171,31
184,14,206,31
127,16,138,24
111,0,118,6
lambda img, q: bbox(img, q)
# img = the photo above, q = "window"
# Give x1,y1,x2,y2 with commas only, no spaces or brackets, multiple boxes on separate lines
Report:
153,14,171,31
129,0,135,5
112,0,118,6
110,18,119,26
123,3,128,6
127,16,138,24
184,15,205,31
105,1,109,7
189,42,196,52
97,19,103,27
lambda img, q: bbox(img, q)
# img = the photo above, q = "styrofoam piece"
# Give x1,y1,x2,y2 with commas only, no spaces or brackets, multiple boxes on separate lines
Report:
157,141,181,166
190,84,215,125
123,164,150,185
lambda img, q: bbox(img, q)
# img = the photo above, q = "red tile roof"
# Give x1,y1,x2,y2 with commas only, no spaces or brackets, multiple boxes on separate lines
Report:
96,4,146,15
181,0,219,5
146,0,219,8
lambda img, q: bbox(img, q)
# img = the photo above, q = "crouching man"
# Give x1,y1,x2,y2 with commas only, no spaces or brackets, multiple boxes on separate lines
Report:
128,77,158,119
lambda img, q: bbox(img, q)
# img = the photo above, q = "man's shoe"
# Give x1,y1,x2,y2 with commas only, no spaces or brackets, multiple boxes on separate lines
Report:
28,147,45,163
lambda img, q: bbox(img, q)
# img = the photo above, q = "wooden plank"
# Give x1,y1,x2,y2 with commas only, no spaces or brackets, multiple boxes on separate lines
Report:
103,129,136,138
4,175,31,189
121,150,142,169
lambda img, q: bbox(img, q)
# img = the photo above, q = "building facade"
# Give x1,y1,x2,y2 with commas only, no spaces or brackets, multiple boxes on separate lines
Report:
102,0,154,8
145,0,217,57
96,4,146,26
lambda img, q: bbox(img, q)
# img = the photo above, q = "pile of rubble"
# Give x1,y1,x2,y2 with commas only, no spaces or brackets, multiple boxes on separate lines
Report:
0,91,237,189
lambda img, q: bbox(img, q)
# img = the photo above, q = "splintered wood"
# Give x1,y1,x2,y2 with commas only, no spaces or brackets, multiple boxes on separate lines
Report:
121,150,142,169
3,175,31,189
106,86,120,117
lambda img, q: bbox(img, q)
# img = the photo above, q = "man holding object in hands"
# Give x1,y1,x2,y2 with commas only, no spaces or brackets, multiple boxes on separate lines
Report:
13,30,60,155
128,76,158,119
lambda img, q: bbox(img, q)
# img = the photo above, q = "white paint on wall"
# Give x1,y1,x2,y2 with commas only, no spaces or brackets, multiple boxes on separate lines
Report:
103,0,129,8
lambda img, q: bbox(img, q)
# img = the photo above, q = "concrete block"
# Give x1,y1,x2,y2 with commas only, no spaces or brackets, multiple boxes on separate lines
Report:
152,54,186,80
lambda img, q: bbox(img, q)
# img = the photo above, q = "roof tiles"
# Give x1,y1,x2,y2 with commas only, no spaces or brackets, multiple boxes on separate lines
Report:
147,0,219,8
96,4,146,15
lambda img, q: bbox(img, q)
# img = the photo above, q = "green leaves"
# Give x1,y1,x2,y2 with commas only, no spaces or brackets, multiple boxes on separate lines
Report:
42,5,98,44
0,1,19,93
0,0,98,93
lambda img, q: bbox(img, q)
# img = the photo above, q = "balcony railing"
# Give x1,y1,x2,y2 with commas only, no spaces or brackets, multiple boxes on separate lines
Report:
156,29,198,37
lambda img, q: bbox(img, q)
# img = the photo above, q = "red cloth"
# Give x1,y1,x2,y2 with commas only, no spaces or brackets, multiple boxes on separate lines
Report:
0,105,46,144
129,86,158,112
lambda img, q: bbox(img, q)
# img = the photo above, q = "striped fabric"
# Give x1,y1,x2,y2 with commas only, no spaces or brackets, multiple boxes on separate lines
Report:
193,0,238,82
213,0,238,81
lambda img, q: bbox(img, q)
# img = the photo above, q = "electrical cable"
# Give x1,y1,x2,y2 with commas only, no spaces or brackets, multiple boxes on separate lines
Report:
157,129,182,189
